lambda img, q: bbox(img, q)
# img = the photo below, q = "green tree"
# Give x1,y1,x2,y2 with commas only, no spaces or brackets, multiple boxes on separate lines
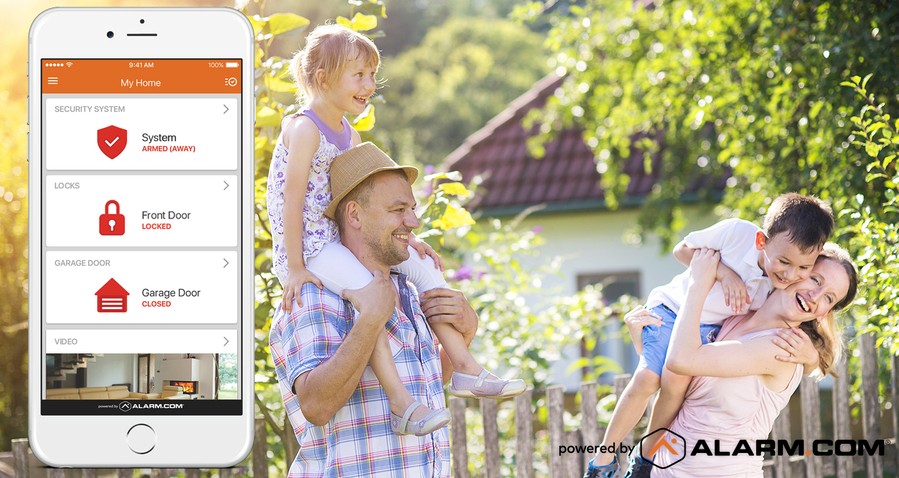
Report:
533,0,897,241
376,0,531,57
841,75,899,352
531,0,899,343
375,17,547,166
261,0,532,73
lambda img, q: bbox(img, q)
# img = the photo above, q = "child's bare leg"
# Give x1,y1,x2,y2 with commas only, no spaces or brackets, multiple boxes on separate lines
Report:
589,366,661,466
641,367,690,459
431,322,481,375
370,329,431,421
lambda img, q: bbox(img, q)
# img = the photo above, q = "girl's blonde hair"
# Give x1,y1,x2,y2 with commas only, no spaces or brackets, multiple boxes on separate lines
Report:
290,24,380,105
799,243,858,376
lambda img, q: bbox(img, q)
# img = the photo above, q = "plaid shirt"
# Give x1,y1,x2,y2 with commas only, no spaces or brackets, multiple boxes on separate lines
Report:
270,273,451,477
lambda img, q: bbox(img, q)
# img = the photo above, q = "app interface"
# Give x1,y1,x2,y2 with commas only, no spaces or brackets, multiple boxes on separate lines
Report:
41,59,242,415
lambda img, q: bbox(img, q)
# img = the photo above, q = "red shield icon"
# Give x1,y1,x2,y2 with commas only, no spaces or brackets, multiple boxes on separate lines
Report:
97,125,127,159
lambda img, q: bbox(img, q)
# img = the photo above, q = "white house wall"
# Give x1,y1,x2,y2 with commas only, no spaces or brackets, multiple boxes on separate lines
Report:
86,354,137,389
508,206,717,391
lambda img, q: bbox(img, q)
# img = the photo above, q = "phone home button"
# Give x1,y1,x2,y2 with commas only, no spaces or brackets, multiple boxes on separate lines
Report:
126,424,156,454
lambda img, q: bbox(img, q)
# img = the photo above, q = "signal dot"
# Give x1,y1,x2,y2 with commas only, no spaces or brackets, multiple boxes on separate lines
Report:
805,450,811,456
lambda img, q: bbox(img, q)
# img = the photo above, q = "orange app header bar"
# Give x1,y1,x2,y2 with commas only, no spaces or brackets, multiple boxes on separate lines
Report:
42,59,242,94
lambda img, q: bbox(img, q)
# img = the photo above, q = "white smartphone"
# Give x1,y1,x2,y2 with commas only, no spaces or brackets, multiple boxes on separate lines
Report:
28,8,255,467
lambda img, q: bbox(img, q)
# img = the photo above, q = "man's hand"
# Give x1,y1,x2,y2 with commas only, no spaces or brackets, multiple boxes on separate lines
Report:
409,232,444,271
282,266,323,312
772,327,819,372
342,271,396,327
420,288,478,345
716,263,750,314
294,271,396,426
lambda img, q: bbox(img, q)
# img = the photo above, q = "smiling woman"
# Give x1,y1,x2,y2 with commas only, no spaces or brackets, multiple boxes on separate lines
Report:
651,244,858,477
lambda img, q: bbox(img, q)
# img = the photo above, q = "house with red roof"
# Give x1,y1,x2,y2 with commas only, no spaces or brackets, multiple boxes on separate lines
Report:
443,73,724,388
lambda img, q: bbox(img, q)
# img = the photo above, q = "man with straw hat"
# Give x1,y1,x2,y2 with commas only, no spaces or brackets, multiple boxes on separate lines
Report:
270,142,477,477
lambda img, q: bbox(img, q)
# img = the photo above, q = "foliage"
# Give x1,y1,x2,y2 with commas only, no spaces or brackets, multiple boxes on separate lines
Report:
530,0,899,351
532,0,898,247
420,177,632,389
366,0,527,57
378,0,519,57
419,176,635,475
374,17,547,166
840,75,899,353
261,0,532,72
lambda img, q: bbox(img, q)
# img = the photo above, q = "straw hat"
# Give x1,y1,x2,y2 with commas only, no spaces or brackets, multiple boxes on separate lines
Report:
324,142,419,220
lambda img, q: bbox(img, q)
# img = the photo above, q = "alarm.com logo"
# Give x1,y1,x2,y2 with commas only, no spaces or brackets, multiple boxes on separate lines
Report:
639,428,687,469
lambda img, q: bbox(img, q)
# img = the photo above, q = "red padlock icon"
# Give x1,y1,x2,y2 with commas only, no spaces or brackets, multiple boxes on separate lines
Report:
99,200,125,236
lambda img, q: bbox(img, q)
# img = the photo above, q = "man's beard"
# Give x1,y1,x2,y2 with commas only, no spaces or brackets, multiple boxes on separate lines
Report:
363,228,410,267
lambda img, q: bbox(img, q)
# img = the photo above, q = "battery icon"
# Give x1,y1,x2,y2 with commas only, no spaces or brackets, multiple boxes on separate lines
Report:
225,62,240,68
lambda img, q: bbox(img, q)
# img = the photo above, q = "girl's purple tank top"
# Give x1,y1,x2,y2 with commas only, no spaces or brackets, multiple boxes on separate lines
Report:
301,108,352,151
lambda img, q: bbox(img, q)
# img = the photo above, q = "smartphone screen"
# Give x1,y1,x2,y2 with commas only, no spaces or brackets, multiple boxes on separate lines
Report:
40,59,243,415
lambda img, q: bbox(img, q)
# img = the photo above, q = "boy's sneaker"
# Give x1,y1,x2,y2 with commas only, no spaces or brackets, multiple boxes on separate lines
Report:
583,456,618,478
449,369,526,399
623,452,653,478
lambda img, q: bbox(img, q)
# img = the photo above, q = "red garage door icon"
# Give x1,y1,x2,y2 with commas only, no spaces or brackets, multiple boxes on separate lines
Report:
96,278,129,313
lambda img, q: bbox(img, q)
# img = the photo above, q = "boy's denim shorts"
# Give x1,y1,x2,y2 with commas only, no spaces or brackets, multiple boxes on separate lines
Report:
638,303,721,377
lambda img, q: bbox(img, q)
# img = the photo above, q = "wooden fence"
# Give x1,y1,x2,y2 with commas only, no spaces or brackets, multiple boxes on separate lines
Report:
5,334,898,477
448,333,897,478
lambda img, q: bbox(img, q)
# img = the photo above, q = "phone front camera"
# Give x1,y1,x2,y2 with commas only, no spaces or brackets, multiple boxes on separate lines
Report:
140,19,145,24
106,31,114,39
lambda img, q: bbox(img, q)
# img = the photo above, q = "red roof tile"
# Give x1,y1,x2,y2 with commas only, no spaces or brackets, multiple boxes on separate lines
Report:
443,73,725,214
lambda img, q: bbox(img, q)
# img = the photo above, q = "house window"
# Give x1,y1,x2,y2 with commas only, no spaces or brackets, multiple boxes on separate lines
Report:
577,272,641,383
